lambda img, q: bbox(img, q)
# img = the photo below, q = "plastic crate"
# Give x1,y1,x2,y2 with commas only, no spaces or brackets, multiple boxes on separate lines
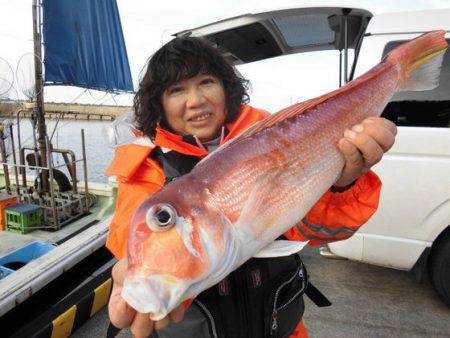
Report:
5,204,42,234
0,241,56,280
0,194,17,231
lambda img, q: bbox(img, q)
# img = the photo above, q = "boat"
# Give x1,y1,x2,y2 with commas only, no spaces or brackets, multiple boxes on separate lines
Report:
0,0,133,336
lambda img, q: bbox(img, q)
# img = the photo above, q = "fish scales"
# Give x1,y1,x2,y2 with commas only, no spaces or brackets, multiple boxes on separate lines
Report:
195,63,400,242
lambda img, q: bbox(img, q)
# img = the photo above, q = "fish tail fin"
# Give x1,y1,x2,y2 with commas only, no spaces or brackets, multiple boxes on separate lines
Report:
386,30,448,91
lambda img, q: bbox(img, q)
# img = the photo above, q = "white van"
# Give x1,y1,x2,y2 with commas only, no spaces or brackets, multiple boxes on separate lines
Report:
327,9,450,307
176,7,450,307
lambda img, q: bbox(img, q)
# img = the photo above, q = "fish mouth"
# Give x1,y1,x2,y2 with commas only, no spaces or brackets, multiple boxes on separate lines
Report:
122,274,190,320
121,215,241,320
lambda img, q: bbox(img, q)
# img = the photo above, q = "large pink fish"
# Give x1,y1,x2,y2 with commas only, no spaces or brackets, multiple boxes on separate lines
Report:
122,31,448,319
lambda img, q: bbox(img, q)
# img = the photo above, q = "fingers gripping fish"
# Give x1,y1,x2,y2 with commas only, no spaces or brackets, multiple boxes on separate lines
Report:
122,31,448,320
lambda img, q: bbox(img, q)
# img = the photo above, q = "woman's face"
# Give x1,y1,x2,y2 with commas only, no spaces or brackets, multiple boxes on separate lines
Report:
162,73,227,142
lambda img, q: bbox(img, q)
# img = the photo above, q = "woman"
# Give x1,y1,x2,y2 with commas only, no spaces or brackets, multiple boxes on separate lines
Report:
106,37,397,338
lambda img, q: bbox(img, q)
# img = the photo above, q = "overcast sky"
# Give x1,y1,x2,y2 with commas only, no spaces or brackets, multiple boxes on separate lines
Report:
1,0,449,113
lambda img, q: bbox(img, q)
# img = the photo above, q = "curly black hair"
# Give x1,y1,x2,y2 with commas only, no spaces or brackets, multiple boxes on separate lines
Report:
134,37,249,139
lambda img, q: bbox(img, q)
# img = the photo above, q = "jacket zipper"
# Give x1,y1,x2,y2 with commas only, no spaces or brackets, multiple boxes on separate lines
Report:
270,265,307,335
194,299,218,338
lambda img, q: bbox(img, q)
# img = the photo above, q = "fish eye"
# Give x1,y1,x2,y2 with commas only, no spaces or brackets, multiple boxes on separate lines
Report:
146,204,177,232
156,210,171,224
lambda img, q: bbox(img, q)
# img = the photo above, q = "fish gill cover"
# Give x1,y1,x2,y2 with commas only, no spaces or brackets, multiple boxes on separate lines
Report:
42,0,133,92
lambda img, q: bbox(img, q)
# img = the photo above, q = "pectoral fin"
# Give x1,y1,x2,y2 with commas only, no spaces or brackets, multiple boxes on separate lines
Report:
234,169,282,238
253,240,308,258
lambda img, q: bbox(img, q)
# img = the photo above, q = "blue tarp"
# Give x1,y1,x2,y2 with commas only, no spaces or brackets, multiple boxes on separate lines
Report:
43,0,133,92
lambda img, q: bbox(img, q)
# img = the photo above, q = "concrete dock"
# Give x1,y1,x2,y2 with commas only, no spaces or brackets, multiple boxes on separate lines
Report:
72,246,450,337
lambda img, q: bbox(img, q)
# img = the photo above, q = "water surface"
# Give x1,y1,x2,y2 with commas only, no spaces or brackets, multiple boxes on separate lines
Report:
8,119,116,184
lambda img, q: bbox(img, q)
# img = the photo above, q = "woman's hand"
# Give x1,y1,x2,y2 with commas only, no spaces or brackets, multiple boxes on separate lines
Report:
108,258,185,338
333,117,397,189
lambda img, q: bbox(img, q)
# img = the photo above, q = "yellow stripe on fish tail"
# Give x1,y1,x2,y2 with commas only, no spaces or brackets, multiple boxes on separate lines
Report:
400,46,447,92
386,30,448,92
410,48,448,71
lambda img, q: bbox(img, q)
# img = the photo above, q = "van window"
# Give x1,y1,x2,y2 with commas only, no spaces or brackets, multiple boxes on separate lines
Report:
273,15,335,48
380,39,450,128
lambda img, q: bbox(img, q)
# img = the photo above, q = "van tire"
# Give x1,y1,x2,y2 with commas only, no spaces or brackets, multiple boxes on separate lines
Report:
429,230,450,307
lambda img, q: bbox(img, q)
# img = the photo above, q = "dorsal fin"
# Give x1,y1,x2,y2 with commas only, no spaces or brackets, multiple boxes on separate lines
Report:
222,90,339,149
219,56,401,153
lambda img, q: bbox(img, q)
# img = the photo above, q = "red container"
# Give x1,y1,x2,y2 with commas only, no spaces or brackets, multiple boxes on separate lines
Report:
0,194,17,231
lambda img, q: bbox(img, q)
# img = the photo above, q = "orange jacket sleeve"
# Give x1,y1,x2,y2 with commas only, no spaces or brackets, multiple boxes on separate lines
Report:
284,170,382,246
105,146,165,259
106,180,162,259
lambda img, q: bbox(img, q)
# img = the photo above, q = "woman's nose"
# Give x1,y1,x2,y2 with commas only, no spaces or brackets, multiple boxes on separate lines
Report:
186,88,206,107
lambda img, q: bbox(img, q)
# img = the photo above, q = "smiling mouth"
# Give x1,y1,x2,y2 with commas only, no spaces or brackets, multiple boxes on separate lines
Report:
188,113,212,122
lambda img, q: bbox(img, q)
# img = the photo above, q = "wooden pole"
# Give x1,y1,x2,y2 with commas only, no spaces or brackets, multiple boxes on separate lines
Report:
32,0,49,191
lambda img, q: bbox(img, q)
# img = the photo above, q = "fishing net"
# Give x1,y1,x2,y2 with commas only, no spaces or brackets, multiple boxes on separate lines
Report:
0,57,14,99
16,53,41,100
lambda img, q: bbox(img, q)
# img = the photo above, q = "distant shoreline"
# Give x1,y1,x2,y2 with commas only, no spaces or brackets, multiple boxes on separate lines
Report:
0,101,132,120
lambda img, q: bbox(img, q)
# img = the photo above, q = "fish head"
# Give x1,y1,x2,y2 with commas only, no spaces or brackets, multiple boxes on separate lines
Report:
122,180,236,320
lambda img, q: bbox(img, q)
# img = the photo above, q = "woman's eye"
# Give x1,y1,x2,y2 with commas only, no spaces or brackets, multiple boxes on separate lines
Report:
169,86,184,94
201,78,215,85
